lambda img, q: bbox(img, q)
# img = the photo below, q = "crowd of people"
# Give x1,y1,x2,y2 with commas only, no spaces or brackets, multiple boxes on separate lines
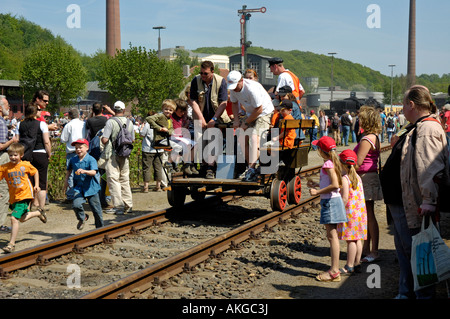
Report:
0,62,448,299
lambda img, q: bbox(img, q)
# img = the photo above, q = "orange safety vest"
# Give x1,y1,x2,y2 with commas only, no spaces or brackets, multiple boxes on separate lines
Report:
283,70,305,102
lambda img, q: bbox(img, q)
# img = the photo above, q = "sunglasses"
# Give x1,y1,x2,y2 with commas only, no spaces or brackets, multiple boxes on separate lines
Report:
42,100,49,103
199,72,211,76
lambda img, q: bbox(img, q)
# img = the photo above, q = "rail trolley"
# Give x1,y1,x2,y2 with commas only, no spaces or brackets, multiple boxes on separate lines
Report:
164,119,314,212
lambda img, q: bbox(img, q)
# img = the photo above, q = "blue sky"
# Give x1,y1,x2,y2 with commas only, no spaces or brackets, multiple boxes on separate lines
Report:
2,0,449,78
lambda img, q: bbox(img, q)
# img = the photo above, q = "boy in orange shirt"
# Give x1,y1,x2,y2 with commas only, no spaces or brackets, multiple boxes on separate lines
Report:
1,143,46,253
265,100,297,149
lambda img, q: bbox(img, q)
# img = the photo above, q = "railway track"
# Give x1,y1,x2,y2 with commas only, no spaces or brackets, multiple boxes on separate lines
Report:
0,145,392,299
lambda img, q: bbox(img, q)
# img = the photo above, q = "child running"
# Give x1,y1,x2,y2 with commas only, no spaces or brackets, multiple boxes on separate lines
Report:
307,136,347,282
337,149,367,275
64,138,103,230
1,143,46,253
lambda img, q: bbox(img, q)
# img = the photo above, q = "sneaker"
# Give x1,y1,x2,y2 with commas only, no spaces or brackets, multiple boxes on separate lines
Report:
124,206,132,214
115,208,125,215
242,168,258,182
190,164,199,175
104,207,117,214
182,163,192,175
77,214,89,230
205,169,215,179
239,167,249,179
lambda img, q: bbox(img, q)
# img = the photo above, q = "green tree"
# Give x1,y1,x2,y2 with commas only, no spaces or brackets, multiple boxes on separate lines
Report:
20,41,87,111
98,44,184,116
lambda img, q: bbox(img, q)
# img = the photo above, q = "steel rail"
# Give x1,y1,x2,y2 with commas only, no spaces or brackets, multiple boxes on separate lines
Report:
81,194,321,299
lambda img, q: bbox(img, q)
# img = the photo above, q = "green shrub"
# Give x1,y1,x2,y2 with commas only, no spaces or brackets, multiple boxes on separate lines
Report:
48,134,144,201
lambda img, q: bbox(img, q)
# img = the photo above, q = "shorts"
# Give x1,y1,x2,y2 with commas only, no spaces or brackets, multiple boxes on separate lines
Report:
320,197,347,225
246,113,273,136
10,199,31,219
359,171,383,201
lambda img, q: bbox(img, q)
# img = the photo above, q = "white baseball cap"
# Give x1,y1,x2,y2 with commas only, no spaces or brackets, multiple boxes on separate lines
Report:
227,71,242,90
113,101,125,110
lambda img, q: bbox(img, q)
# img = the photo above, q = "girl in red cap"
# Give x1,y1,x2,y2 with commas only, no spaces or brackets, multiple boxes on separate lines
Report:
308,136,347,282
337,149,367,275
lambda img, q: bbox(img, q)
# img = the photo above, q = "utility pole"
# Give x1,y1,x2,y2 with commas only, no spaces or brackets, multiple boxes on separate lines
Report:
389,64,396,112
153,26,166,59
328,52,337,103
238,5,266,72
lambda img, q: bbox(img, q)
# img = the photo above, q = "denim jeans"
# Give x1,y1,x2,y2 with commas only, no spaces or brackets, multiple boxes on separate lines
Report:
309,128,318,150
388,204,436,299
342,125,350,146
65,152,78,200
72,192,104,228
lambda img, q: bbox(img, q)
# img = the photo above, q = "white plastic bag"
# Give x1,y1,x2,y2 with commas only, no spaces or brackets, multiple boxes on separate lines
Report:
411,217,450,291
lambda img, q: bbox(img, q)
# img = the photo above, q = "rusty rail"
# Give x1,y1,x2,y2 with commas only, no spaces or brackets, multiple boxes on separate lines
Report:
81,194,321,299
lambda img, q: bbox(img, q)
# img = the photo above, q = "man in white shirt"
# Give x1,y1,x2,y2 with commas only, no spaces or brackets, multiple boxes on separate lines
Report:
60,108,85,201
227,71,274,182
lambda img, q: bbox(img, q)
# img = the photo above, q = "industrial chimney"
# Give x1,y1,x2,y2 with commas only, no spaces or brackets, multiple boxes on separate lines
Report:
106,0,121,56
407,0,416,87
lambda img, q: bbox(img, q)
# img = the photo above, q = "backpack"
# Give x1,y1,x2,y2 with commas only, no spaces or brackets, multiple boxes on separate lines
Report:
387,117,395,129
112,117,134,157
332,117,339,129
19,120,40,162
88,129,103,161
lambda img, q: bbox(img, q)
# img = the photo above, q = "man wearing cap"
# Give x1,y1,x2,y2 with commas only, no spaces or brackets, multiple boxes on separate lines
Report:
268,57,305,105
101,101,134,214
227,70,274,182
60,108,86,202
189,61,230,179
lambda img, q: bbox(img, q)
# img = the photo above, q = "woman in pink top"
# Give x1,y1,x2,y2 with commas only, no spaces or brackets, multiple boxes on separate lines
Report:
353,106,383,263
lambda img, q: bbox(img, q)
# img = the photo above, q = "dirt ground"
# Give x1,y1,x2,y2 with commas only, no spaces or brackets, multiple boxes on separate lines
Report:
1,141,449,299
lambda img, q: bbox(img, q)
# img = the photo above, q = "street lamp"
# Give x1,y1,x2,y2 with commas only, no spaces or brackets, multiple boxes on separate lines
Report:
328,52,337,102
389,64,396,112
153,26,166,59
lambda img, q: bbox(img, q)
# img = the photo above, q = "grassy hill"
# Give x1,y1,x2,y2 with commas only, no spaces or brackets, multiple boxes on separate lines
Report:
194,46,389,92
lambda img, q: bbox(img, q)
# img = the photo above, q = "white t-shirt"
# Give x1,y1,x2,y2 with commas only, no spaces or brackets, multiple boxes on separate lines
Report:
230,79,274,117
276,70,305,93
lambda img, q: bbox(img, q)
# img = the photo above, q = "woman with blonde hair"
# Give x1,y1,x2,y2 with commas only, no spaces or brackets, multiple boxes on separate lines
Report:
353,105,383,263
380,85,448,298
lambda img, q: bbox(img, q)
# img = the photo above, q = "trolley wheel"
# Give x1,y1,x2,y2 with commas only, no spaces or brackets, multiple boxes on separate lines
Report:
287,175,302,205
190,187,206,201
270,179,287,211
167,186,186,208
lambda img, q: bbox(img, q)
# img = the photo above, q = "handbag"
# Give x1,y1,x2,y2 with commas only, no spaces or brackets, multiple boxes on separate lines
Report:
411,216,450,291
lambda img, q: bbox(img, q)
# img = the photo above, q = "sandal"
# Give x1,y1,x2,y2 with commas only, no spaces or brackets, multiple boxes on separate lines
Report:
339,264,354,276
2,243,15,254
37,208,47,224
316,270,341,282
142,186,149,193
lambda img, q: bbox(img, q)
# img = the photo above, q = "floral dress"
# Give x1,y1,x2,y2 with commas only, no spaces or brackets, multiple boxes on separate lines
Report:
337,175,367,240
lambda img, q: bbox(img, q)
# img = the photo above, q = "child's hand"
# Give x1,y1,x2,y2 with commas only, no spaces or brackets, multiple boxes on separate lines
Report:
75,169,84,175
34,186,41,193
160,127,169,133
309,188,318,196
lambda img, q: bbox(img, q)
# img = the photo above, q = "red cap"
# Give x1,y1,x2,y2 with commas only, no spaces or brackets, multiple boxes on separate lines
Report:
312,136,336,153
71,138,89,147
339,149,357,165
